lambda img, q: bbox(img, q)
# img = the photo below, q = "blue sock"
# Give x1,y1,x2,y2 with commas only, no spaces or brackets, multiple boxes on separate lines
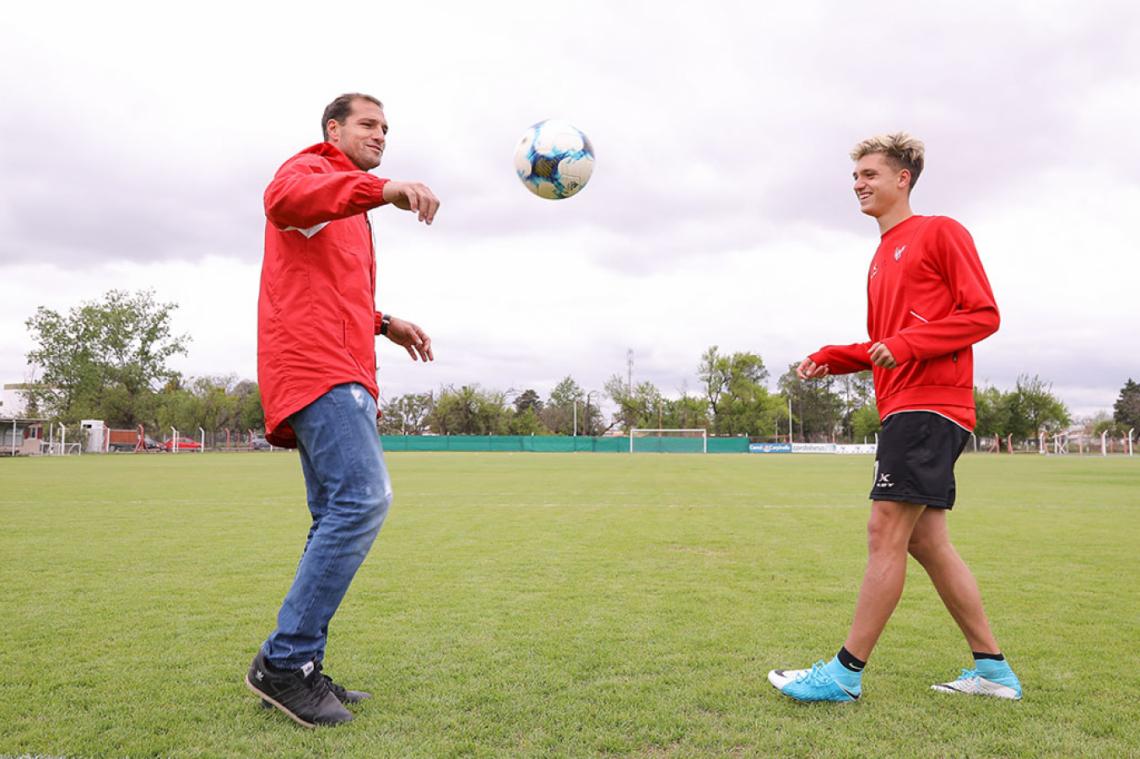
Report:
824,656,863,690
973,655,1013,680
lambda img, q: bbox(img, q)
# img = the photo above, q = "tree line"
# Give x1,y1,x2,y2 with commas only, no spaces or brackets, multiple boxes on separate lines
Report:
20,290,1139,444
20,290,264,443
375,346,882,441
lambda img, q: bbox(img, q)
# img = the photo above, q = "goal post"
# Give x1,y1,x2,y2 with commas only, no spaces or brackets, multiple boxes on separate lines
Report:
629,428,708,453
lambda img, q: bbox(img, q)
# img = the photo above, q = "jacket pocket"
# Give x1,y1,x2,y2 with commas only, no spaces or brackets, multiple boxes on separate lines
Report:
922,352,960,387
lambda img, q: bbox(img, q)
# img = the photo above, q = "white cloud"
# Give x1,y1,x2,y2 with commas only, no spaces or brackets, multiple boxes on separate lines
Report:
2,0,1138,420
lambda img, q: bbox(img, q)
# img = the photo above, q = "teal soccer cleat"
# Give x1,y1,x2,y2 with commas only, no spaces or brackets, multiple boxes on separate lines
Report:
768,660,861,703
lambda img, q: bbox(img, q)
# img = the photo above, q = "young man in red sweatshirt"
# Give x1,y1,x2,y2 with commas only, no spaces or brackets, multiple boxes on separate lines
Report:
245,93,440,728
768,133,1022,703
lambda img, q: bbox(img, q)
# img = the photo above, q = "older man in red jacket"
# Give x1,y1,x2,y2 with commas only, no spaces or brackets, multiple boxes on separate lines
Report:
245,93,439,728
769,133,1022,704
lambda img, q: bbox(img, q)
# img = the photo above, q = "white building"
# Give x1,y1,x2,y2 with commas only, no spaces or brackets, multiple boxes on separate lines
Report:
1,384,47,455
1,384,30,417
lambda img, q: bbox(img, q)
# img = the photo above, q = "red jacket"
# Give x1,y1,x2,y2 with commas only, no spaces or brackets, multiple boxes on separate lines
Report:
809,215,999,430
257,143,390,447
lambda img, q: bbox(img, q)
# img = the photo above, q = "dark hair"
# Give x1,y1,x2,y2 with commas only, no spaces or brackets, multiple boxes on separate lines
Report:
321,93,384,140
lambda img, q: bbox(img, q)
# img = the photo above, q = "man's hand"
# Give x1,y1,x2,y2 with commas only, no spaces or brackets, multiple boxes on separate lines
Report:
382,181,440,225
797,357,830,380
384,317,434,362
867,342,897,368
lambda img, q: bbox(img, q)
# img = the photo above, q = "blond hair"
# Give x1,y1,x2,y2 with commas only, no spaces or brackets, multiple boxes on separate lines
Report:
850,132,925,191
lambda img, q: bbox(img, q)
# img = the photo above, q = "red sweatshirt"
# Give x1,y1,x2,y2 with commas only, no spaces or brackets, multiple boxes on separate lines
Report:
257,143,391,447
809,215,999,430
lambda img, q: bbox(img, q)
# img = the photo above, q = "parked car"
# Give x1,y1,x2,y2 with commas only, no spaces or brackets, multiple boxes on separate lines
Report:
162,438,202,452
249,436,272,451
121,436,163,452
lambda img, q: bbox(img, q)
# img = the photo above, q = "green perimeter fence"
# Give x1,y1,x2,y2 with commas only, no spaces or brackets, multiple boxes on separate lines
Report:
379,435,751,454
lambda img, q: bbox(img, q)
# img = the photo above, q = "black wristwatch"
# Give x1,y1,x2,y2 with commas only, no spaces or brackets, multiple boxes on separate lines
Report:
380,313,392,336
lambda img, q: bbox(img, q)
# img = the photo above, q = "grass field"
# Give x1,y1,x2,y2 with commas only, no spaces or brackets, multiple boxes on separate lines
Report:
1,451,1138,758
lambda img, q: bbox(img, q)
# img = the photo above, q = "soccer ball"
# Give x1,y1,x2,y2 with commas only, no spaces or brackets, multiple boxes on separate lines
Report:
513,119,595,199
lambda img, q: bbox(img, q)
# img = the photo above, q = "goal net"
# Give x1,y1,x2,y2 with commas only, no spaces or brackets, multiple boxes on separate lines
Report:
629,428,708,453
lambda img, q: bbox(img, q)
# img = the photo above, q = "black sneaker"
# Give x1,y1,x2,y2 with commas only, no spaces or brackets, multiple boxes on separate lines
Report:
259,661,371,709
245,651,353,728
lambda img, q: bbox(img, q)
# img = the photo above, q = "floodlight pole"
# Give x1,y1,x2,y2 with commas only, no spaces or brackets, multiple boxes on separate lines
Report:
573,402,577,437
585,391,597,437
60,424,66,456
1129,428,1135,456
199,427,205,453
172,426,178,454
10,419,16,457
1101,430,1107,456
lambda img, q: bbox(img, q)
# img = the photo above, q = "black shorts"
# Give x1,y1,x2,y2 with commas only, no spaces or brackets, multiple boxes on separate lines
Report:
870,411,971,509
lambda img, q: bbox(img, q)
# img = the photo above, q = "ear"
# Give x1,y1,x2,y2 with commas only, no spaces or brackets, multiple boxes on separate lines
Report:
897,169,911,190
326,119,340,143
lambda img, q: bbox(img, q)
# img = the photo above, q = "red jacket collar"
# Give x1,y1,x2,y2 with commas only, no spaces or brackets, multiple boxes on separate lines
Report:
298,142,361,172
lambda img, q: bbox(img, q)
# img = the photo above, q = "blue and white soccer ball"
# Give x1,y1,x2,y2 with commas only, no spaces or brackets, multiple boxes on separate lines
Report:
513,119,595,200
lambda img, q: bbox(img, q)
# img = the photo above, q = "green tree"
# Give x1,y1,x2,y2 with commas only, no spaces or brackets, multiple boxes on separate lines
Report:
1113,378,1140,432
541,376,601,435
233,380,265,433
1083,411,1121,437
850,404,881,442
662,394,711,430
380,392,434,435
513,389,543,415
605,375,664,432
187,376,240,442
698,346,773,434
834,371,875,441
973,385,1011,438
429,385,508,435
24,289,190,425
1004,374,1070,438
154,380,199,439
777,363,844,441
508,406,549,435
542,376,583,435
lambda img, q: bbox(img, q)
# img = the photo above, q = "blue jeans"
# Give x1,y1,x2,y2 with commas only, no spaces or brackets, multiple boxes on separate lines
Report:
262,383,392,668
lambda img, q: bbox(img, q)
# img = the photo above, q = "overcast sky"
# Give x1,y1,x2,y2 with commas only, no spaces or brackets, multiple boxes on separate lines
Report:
2,0,1137,419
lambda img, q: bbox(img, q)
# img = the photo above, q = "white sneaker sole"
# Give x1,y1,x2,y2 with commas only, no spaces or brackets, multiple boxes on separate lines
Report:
931,677,1021,700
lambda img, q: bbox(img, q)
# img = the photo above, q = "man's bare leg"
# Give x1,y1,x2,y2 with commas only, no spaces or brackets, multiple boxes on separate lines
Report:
907,507,999,653
842,500,927,660
908,507,1022,698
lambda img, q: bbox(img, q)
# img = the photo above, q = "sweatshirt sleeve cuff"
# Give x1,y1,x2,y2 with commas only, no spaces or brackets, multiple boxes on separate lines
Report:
374,311,384,336
883,335,915,365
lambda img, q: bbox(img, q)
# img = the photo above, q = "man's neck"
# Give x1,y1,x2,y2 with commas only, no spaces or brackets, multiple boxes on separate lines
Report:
876,202,914,235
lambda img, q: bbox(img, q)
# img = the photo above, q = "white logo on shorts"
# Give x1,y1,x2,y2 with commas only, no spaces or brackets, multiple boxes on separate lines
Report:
876,472,894,489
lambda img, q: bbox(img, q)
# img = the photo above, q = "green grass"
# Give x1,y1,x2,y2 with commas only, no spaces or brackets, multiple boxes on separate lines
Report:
1,452,1138,758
